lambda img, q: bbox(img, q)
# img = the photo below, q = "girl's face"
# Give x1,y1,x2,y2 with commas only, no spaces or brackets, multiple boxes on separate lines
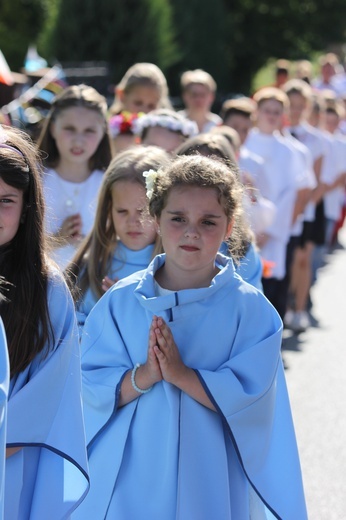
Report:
183,84,214,112
142,127,185,153
157,185,232,286
0,178,24,247
111,134,138,155
287,93,307,126
256,99,284,134
111,180,157,250
120,85,161,114
224,114,252,145
50,106,105,166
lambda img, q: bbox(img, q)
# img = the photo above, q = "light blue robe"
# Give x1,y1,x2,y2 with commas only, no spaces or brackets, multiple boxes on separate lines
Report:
5,272,89,520
220,240,263,291
75,253,307,520
76,241,155,330
0,319,9,520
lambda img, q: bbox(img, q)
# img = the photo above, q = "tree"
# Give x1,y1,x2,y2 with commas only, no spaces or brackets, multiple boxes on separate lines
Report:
48,0,179,83
224,0,346,94
0,0,46,70
168,0,229,96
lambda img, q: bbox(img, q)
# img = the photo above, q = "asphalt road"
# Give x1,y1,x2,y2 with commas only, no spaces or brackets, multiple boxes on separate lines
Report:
282,230,346,520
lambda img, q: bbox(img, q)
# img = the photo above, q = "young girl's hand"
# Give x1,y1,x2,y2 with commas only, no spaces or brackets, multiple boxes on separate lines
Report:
102,276,119,292
58,214,83,244
138,319,163,387
153,317,187,385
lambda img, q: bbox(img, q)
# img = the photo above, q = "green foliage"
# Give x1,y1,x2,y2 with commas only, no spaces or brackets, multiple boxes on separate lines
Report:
168,0,229,94
48,0,179,83
225,0,346,94
0,0,46,69
2,0,346,96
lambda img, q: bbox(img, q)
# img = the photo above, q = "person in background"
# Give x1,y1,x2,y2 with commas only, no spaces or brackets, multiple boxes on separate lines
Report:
321,98,346,249
222,97,276,251
245,87,299,319
312,53,344,97
178,69,222,133
37,84,112,270
66,146,170,331
0,124,88,519
108,111,142,155
135,108,198,153
109,62,172,115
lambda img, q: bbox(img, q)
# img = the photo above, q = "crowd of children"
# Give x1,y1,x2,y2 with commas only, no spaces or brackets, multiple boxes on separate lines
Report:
1,54,346,518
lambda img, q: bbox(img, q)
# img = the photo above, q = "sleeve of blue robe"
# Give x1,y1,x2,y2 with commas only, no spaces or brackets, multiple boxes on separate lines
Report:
0,319,9,520
72,288,138,519
5,271,89,520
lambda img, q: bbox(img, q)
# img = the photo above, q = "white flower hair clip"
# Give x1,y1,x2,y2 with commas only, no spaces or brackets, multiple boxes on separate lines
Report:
0,125,30,172
143,169,158,199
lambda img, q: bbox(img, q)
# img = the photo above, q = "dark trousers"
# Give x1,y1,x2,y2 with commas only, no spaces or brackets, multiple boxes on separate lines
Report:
262,277,287,321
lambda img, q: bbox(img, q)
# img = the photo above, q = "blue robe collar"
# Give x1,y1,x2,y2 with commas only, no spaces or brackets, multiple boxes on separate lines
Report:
134,252,236,313
113,241,155,266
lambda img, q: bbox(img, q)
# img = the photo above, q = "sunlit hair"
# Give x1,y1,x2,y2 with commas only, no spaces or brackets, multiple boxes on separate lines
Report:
209,125,241,153
66,145,171,301
253,87,289,109
175,133,238,169
110,62,172,114
180,69,217,93
282,79,313,100
148,154,247,262
220,97,256,121
36,84,112,170
0,126,54,377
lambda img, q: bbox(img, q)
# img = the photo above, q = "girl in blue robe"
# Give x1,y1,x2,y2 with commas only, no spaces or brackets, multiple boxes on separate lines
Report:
0,317,9,520
0,125,89,519
75,155,307,519
66,146,170,331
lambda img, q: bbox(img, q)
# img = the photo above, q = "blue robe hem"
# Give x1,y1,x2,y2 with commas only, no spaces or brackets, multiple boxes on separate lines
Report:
87,369,129,453
6,442,90,483
194,369,282,520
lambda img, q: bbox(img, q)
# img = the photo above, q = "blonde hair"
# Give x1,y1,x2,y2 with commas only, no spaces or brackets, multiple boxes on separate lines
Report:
66,145,171,301
221,97,256,121
180,69,217,93
319,52,339,68
282,79,313,100
294,60,313,82
210,125,241,153
110,62,171,114
253,87,289,109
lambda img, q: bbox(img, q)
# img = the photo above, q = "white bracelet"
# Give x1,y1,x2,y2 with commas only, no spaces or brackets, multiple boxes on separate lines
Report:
131,363,153,394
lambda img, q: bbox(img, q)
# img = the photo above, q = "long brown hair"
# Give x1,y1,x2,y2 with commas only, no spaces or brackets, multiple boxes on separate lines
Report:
0,126,53,377
66,146,171,302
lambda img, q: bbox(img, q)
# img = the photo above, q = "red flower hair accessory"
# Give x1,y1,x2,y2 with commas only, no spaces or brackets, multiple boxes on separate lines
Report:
109,111,144,138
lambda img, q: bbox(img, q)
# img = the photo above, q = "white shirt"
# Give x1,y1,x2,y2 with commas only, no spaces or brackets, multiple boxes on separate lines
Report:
238,147,276,235
43,168,104,269
323,134,346,220
245,129,298,279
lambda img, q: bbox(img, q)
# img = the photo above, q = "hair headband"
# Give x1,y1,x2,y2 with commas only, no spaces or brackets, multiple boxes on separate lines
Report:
0,125,30,172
